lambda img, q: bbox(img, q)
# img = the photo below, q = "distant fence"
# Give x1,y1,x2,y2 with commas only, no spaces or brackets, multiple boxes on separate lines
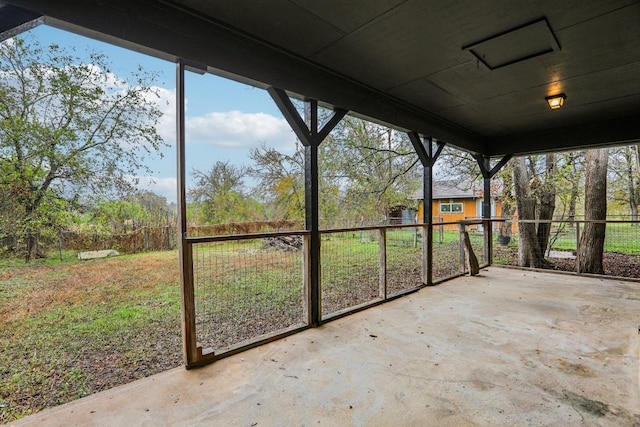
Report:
60,226,177,253
187,220,304,237
0,220,306,261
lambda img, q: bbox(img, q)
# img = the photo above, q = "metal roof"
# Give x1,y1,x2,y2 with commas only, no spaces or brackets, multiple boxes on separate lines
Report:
2,0,639,157
412,180,504,200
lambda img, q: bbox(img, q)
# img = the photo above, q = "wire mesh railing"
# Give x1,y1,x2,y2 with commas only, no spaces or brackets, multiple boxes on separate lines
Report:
386,226,423,296
190,233,307,354
492,219,640,278
431,220,488,282
320,229,382,318
180,218,640,365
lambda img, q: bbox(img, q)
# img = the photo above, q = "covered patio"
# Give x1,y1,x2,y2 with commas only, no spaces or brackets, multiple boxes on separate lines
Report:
1,1,639,423
13,267,639,426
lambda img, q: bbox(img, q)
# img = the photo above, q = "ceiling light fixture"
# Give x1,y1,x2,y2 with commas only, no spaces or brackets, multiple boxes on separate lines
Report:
545,93,566,110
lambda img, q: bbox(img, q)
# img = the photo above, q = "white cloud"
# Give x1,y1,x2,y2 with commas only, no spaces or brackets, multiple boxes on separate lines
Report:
149,91,297,153
186,110,296,150
152,86,177,145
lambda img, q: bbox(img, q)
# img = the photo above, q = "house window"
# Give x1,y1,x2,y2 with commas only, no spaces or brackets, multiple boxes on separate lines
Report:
440,202,463,213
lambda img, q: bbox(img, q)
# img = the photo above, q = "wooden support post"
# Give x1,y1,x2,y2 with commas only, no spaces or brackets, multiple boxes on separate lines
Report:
176,60,199,367
408,132,445,285
473,153,512,266
268,87,347,326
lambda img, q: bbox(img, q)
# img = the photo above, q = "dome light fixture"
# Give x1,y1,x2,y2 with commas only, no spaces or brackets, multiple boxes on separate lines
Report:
545,93,566,110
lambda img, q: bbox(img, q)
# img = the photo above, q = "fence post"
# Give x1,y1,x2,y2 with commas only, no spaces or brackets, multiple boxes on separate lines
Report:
484,219,492,266
58,230,63,262
378,228,387,300
24,230,30,263
302,234,313,325
458,222,466,274
144,226,150,252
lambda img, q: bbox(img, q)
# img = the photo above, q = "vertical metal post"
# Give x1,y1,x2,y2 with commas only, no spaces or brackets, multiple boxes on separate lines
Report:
480,156,492,265
302,234,312,324
474,153,512,267
176,61,198,367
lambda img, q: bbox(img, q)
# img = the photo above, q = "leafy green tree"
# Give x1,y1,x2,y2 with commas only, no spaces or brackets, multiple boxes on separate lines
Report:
0,36,164,260
189,161,260,224
91,200,151,231
130,190,176,225
249,143,306,220
249,117,420,228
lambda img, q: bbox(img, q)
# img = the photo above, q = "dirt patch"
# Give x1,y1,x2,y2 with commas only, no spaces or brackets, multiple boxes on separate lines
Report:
556,359,596,377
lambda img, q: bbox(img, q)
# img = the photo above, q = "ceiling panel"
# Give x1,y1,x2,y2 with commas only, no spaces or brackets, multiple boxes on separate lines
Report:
387,78,465,112
290,0,406,34
177,0,346,57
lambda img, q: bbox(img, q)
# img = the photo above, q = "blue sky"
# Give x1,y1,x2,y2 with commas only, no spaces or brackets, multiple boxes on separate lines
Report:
27,24,299,203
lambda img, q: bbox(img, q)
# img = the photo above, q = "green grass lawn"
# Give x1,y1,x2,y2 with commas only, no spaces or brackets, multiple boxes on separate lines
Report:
0,251,182,423
498,222,640,254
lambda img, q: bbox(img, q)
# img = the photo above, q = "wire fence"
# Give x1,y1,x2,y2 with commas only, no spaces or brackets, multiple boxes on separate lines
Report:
191,236,306,353
9,217,638,363
386,227,422,295
492,219,640,277
321,230,381,318
1,226,178,261
0,220,306,262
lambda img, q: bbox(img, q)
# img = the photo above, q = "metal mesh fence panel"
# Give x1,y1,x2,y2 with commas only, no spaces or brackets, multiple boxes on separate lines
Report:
432,226,463,281
386,227,422,295
321,230,380,318
469,228,486,268
492,220,640,279
493,220,518,267
544,221,578,272
599,222,640,277
192,237,305,352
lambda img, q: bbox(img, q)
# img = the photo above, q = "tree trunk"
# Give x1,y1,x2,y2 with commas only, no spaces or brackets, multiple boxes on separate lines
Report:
499,201,513,238
567,182,578,226
513,157,548,267
577,148,608,274
536,154,556,256
25,233,47,262
498,169,514,238
562,152,581,227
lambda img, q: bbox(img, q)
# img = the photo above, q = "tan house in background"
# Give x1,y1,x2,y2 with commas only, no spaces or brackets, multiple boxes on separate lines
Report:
415,180,503,231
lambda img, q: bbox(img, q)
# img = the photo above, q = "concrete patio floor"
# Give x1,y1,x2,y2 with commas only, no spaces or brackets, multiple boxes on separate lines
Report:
9,267,640,426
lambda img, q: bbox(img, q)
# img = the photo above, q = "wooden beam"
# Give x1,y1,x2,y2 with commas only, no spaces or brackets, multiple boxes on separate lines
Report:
268,89,347,326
